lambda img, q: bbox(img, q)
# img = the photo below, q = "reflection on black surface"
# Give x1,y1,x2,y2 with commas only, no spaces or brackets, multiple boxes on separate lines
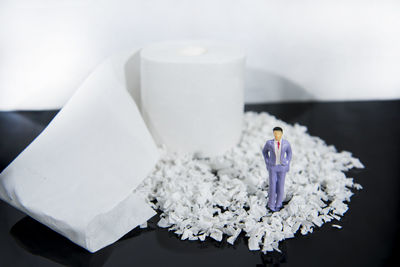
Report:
9,207,291,266
156,226,242,252
257,242,287,267
1,101,399,266
152,210,289,267
10,216,114,267
119,212,159,242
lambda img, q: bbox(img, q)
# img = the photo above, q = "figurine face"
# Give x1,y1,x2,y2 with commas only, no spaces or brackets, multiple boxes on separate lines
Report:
273,130,283,141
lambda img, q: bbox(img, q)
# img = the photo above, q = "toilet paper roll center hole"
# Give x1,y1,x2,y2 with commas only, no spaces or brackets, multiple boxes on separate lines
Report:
179,46,207,56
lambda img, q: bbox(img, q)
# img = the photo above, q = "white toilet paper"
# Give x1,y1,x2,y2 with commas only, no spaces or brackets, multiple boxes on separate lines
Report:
140,40,246,157
0,40,247,253
0,48,159,253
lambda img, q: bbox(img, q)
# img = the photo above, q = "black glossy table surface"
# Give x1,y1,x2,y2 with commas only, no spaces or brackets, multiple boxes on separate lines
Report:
0,100,399,267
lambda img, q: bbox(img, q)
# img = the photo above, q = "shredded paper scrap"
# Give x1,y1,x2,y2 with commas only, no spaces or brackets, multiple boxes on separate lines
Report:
134,111,364,253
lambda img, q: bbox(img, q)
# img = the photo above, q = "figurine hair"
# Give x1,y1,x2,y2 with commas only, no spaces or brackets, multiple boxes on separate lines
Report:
273,127,283,132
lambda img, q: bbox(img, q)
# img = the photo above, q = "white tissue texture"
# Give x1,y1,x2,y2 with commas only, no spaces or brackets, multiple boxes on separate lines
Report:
133,111,364,253
0,51,159,253
140,40,245,157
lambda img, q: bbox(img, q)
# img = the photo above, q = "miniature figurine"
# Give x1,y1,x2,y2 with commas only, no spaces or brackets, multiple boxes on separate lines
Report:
262,127,292,212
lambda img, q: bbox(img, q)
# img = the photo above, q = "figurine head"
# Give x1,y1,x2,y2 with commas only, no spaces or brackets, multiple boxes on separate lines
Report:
273,127,283,141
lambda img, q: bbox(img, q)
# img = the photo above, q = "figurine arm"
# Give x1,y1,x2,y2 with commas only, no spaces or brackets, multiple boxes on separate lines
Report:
284,142,292,165
262,143,270,166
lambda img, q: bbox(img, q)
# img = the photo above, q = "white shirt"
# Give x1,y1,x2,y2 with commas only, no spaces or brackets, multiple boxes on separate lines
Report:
274,138,282,165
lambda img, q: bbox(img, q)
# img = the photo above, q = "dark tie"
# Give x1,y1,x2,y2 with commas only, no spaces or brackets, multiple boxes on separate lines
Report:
277,141,280,150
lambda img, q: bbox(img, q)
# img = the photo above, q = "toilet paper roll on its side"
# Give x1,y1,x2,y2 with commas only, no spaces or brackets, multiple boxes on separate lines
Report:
0,48,159,253
140,40,246,157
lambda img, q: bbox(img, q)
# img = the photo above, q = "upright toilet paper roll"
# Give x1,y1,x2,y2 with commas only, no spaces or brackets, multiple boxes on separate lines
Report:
140,40,246,157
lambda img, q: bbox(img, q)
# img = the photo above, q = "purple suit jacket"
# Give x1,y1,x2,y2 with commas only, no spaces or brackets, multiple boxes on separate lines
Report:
262,138,292,172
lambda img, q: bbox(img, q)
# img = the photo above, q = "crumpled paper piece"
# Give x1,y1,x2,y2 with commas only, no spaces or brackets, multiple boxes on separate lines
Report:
134,111,364,253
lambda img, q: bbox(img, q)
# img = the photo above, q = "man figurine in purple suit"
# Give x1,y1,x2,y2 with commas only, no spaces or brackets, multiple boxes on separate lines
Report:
262,127,292,212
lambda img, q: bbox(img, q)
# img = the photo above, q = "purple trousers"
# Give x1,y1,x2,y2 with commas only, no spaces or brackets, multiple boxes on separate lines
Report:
267,165,287,210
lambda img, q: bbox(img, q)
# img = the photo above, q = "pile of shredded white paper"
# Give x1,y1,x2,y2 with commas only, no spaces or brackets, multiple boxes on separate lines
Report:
133,111,364,253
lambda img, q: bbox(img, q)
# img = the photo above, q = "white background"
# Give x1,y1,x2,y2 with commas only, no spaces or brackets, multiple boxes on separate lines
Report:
1,0,399,110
